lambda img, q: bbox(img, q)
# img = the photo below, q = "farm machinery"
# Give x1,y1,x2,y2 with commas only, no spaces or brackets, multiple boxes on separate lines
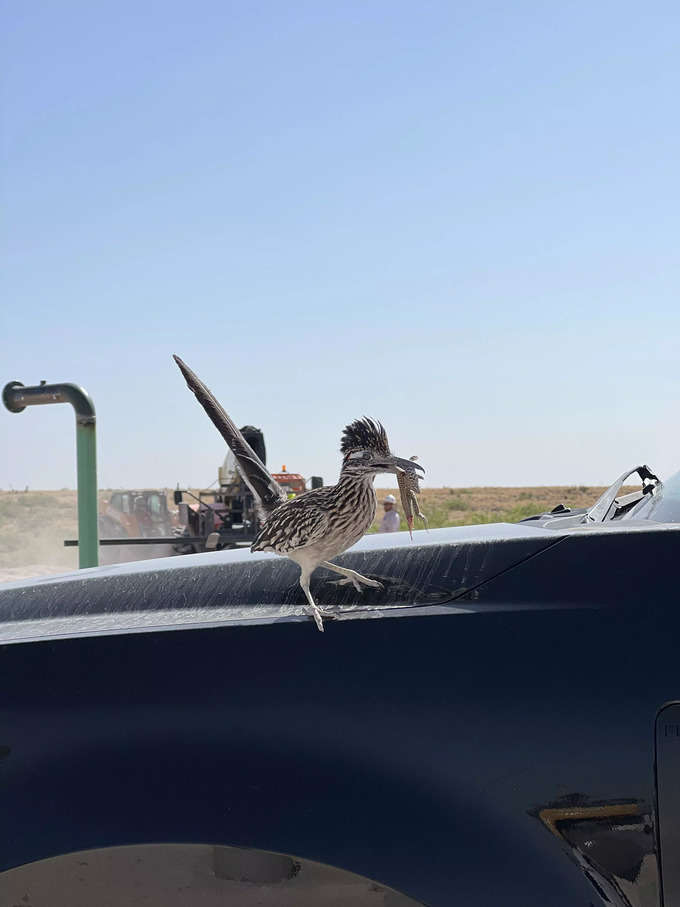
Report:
99,490,176,540
172,425,323,554
61,425,320,559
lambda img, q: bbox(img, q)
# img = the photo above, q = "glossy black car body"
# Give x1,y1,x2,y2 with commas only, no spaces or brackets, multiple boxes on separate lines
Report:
1,514,678,905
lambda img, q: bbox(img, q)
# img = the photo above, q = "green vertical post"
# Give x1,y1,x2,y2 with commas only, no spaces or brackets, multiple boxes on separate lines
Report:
2,379,99,569
75,418,99,568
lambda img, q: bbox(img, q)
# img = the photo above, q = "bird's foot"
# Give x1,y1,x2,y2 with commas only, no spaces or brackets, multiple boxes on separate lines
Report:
308,603,326,632
308,604,340,631
331,575,383,592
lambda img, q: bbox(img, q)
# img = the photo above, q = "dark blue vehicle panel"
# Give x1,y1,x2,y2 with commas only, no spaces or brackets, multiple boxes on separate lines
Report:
0,523,677,905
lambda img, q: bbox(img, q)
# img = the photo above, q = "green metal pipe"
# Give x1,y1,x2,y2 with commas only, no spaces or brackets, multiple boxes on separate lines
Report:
2,380,99,569
75,419,98,568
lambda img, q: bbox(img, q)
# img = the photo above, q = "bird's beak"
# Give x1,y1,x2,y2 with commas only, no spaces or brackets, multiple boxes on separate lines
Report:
394,455,425,475
369,455,426,475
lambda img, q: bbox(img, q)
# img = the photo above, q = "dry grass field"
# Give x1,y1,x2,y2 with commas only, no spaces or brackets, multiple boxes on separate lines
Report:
369,484,608,532
0,484,626,583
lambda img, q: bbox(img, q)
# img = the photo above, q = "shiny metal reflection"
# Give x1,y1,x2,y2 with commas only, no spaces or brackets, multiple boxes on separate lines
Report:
533,795,657,907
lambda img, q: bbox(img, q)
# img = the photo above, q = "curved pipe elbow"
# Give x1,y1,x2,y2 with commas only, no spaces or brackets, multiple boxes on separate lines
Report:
2,381,96,425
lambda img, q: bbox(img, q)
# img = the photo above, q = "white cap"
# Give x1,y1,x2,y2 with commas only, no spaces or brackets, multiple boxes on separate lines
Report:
383,494,396,504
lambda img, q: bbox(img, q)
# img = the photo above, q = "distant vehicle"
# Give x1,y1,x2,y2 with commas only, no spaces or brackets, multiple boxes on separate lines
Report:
99,489,175,540
93,490,178,564
173,426,322,554
271,468,308,498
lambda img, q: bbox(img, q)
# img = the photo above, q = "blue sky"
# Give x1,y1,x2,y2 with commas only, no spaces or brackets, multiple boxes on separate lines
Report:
2,0,679,491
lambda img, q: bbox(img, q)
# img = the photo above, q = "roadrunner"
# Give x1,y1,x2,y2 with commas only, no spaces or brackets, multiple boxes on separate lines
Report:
173,355,423,631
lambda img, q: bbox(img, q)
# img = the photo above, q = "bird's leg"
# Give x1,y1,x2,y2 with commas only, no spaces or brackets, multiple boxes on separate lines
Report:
321,561,383,592
298,567,326,632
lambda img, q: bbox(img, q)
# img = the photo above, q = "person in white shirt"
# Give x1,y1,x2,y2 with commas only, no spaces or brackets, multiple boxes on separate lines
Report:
379,494,401,532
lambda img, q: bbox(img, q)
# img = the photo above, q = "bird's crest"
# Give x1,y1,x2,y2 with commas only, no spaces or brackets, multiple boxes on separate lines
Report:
341,418,390,457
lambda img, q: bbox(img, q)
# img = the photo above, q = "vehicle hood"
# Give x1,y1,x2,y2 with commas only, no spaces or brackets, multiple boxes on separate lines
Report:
1,520,679,645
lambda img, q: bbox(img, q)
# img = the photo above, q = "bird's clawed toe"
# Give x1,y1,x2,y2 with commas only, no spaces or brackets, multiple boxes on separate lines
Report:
308,604,326,632
329,575,382,592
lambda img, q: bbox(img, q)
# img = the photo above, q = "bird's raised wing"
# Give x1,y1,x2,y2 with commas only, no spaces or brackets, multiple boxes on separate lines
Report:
173,355,287,516
251,493,331,554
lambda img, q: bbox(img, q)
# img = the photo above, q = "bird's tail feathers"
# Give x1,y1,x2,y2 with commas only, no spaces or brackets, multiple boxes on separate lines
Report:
173,355,286,517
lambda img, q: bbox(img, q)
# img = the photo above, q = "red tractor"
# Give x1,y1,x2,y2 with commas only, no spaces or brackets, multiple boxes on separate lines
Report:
99,490,176,540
